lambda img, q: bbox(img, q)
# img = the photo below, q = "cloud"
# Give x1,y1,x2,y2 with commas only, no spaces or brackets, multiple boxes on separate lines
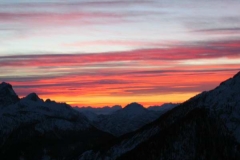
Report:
1,39,240,68
62,40,172,48
192,27,240,36
1,0,240,107
8,68,237,99
1,39,239,101
0,11,124,27
0,0,161,28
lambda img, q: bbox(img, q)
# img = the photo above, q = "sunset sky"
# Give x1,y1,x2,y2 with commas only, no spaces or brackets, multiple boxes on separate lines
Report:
1,0,240,107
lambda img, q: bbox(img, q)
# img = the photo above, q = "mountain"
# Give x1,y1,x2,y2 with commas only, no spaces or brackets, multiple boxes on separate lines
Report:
74,105,122,121
74,105,122,115
75,102,173,137
76,110,99,121
0,84,114,160
78,71,240,160
91,102,161,136
148,103,179,112
0,82,19,107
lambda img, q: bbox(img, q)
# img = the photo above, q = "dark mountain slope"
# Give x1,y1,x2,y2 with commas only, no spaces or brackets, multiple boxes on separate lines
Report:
118,108,238,160
79,71,240,160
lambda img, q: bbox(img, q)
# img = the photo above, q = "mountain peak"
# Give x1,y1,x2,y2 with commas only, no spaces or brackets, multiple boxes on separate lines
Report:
0,82,13,91
0,82,19,107
24,93,42,102
112,105,122,109
124,102,145,111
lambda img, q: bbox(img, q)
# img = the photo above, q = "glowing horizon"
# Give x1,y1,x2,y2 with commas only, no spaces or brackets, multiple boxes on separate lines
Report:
1,0,240,107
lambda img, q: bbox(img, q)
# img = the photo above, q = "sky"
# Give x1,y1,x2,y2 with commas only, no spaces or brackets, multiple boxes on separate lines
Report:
0,0,240,107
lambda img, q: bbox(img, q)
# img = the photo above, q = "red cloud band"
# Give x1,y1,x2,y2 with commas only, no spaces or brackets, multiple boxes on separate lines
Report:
1,40,240,68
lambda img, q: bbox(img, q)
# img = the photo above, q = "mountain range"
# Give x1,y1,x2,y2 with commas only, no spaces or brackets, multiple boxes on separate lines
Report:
75,102,178,136
0,82,177,159
74,105,122,115
0,83,113,160
91,102,162,136
0,71,240,160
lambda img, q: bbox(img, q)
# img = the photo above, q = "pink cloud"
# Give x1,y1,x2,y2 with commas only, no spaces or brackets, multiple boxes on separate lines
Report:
1,39,240,68
0,11,124,27
62,40,178,48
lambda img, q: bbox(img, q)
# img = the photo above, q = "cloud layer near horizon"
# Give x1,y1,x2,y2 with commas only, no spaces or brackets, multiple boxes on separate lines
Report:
1,39,240,107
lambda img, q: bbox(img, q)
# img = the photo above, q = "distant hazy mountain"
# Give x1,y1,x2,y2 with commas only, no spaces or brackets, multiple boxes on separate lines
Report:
79,71,240,160
76,110,99,121
75,102,177,137
0,83,114,160
74,105,122,115
91,102,161,136
74,105,122,121
148,103,179,112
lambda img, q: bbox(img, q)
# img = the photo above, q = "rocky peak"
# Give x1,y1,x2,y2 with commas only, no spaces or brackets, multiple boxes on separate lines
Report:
24,93,42,102
0,82,19,107
123,102,145,113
